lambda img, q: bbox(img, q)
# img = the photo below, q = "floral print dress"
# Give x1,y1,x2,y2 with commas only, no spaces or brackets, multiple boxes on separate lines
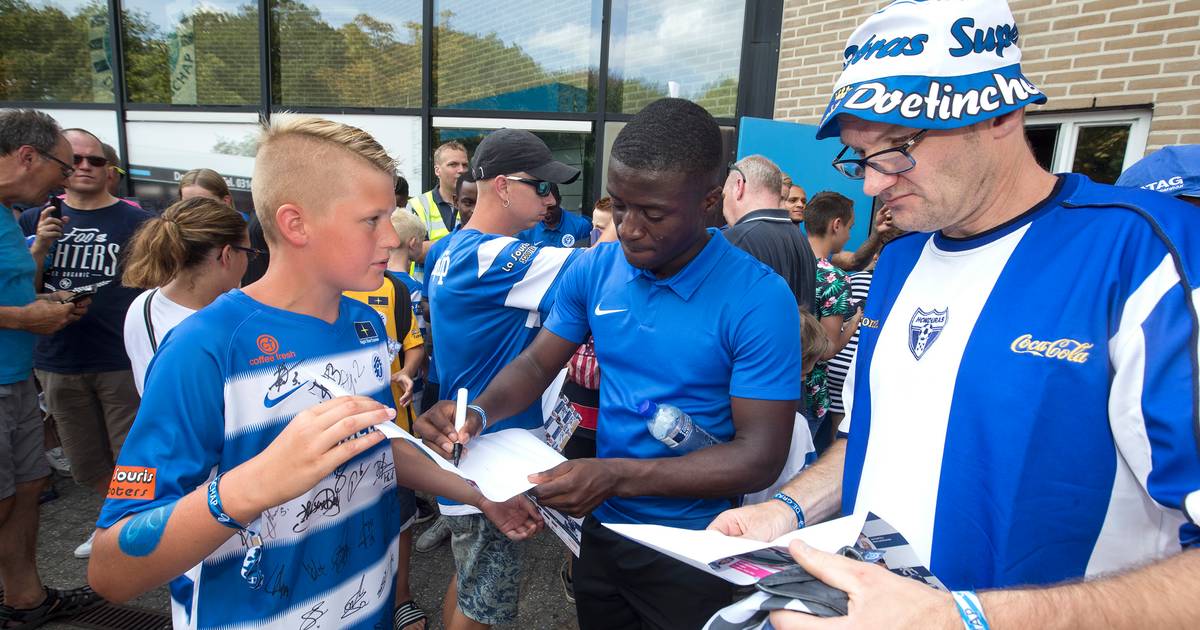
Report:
805,257,853,423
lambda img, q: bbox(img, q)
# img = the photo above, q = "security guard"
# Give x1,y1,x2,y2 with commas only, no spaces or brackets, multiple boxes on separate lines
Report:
409,141,469,281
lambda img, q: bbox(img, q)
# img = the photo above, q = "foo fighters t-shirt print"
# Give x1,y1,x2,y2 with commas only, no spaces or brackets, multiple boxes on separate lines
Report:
20,199,152,372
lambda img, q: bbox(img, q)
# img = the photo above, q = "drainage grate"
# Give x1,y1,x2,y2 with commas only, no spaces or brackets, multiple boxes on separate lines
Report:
64,601,171,630
0,589,170,630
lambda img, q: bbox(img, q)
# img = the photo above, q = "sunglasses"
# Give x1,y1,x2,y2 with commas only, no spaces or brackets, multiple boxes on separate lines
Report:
73,154,109,168
503,176,553,197
36,148,76,178
230,245,265,262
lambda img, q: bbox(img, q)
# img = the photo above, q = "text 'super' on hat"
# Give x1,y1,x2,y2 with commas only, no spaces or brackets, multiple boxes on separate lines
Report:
465,128,580,185
1116,145,1200,199
816,0,1047,140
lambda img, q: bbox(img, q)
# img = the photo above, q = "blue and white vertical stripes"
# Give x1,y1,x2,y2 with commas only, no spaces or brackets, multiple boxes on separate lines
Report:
841,174,1200,590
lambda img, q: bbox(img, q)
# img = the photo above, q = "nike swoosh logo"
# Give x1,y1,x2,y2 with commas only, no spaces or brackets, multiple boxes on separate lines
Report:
594,304,627,316
263,381,310,408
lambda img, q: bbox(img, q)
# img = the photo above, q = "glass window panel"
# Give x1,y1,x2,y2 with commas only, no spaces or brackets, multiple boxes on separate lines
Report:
321,114,423,186
125,117,258,212
1025,125,1059,172
122,0,261,105
431,126,594,213
271,0,421,108
33,108,120,148
0,0,115,103
600,120,736,213
607,0,745,117
433,0,601,112
1072,124,1130,185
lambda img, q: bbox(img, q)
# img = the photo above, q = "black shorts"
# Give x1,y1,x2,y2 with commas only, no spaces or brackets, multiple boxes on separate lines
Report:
562,427,596,460
574,516,734,630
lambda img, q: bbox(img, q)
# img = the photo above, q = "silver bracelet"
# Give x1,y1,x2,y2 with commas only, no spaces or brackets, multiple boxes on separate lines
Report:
467,404,488,431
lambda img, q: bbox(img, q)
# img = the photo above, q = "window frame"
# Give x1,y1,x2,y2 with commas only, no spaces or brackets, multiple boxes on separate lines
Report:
1025,108,1152,175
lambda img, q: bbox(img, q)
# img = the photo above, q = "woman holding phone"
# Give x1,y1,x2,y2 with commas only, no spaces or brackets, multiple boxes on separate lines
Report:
121,196,255,393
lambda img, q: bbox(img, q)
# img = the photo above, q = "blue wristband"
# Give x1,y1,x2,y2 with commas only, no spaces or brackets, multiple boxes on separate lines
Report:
772,492,806,529
952,591,990,630
206,473,265,590
467,404,488,431
206,473,248,530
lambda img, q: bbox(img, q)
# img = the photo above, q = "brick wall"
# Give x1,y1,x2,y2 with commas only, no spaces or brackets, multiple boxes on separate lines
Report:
775,0,1200,152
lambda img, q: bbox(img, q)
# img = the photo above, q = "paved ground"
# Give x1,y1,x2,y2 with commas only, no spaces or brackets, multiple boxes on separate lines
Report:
34,473,580,630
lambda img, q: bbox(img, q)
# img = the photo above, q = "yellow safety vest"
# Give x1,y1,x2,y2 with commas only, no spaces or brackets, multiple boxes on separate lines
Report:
344,278,423,432
408,189,454,280
409,189,452,243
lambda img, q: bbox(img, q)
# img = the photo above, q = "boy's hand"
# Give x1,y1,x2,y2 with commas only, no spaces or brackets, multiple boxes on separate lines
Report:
227,396,394,517
391,372,414,406
479,495,544,540
415,400,483,459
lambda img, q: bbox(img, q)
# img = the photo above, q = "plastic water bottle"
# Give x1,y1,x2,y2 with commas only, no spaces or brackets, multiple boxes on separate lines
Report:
640,401,719,454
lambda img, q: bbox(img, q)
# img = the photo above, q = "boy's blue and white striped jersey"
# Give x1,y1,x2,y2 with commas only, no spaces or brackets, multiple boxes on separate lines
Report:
840,174,1200,591
98,290,408,630
427,229,578,512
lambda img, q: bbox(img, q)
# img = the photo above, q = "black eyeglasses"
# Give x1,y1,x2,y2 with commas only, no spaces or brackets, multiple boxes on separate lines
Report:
73,154,109,168
832,129,929,180
727,161,745,180
230,245,265,262
503,176,553,197
36,148,75,178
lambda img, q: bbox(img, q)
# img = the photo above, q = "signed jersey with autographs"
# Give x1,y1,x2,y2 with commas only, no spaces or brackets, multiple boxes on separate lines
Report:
840,174,1200,591
427,229,579,515
98,289,407,630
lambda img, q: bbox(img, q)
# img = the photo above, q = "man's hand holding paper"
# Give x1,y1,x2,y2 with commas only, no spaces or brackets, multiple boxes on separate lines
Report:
528,458,623,517
767,541,956,630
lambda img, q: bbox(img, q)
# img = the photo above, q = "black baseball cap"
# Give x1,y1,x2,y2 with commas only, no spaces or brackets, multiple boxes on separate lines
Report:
465,128,580,184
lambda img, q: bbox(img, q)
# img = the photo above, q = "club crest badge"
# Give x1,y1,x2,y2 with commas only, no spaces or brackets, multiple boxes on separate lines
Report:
908,307,948,360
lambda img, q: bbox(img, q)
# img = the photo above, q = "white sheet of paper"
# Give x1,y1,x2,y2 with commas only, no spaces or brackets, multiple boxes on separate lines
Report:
604,513,868,585
374,421,465,479
541,368,568,421
375,423,566,503
456,428,566,502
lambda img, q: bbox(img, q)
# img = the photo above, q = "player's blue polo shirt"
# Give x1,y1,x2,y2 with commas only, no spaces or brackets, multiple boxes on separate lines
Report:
516,210,592,248
545,229,802,529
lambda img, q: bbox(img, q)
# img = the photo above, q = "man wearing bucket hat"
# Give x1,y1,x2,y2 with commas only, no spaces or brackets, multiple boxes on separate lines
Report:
1117,145,1200,208
711,1,1200,628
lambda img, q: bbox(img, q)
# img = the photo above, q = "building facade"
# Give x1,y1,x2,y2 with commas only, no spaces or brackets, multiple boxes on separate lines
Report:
1,0,786,212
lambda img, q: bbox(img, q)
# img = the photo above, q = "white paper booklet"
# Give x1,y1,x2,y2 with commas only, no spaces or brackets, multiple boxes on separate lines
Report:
605,513,869,586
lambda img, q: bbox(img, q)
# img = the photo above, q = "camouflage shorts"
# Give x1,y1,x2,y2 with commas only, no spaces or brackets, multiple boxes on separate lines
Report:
446,513,523,625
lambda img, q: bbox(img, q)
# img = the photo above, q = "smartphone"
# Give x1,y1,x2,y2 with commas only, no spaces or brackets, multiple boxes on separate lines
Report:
63,289,96,303
45,197,62,220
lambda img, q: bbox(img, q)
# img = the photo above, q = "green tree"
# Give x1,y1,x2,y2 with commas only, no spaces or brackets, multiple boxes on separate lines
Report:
122,7,169,103
0,0,113,102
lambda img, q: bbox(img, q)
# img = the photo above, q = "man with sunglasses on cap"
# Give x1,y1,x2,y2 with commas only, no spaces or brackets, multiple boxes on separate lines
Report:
420,128,599,630
19,127,151,560
710,1,1200,629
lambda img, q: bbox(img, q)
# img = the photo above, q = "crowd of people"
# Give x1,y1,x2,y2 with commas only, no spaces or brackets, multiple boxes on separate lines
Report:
1,1,1199,629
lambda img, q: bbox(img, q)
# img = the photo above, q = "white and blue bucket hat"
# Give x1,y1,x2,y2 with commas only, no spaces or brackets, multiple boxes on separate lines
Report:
815,0,1047,140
